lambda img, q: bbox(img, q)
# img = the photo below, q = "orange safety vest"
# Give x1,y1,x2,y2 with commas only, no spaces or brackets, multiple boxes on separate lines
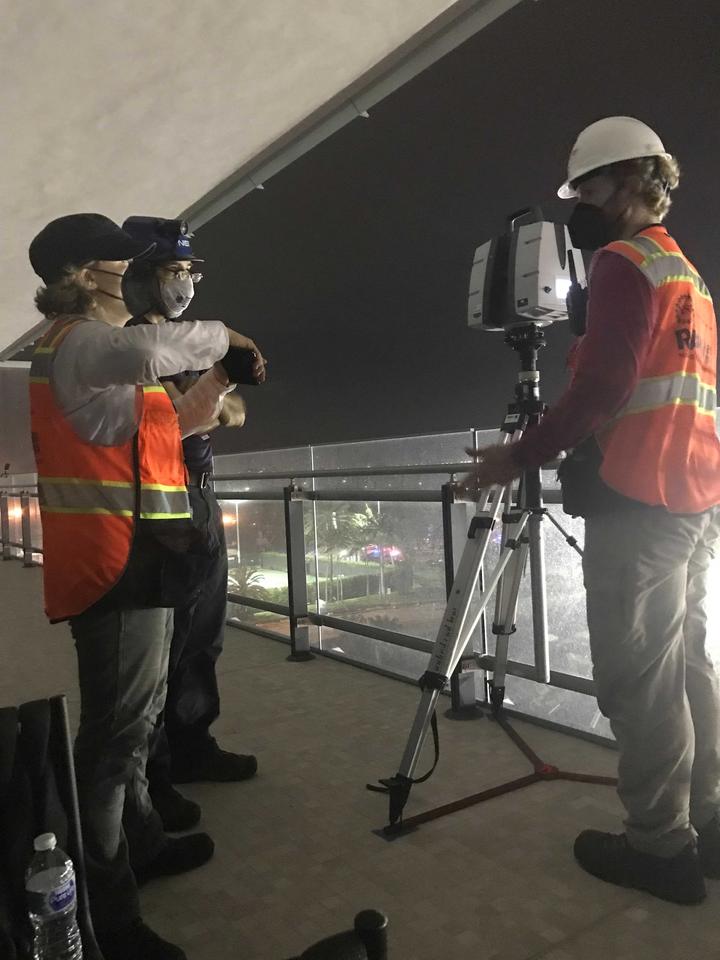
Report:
29,316,191,621
596,226,720,513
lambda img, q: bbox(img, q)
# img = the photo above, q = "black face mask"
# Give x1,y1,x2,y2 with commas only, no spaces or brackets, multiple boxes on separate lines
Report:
121,266,163,318
567,203,614,252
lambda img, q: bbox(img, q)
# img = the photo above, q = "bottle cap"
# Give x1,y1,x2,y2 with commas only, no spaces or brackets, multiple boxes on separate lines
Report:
33,833,57,852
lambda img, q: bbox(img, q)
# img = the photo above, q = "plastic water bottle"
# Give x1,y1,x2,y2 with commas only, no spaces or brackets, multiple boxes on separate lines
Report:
25,833,83,960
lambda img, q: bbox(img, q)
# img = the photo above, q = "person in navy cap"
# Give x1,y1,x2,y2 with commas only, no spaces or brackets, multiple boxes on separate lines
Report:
121,217,265,837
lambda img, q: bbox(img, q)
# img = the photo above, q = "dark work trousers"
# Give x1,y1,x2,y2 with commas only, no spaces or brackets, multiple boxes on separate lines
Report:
146,483,228,787
70,606,172,935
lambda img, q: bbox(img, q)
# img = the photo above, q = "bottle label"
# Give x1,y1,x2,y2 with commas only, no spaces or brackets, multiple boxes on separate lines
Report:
27,877,76,917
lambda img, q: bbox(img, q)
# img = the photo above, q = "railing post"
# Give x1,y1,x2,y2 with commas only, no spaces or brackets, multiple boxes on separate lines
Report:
442,481,483,718
0,494,11,561
284,482,314,662
20,493,35,566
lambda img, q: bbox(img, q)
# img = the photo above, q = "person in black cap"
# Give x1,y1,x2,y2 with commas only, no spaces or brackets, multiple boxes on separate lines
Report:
28,213,256,960
121,216,265,834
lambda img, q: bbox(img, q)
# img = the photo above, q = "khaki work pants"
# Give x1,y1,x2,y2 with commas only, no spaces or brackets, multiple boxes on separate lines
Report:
583,505,720,856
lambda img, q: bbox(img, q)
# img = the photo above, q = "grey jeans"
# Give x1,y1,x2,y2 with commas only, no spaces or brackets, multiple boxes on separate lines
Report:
583,506,720,857
70,605,173,934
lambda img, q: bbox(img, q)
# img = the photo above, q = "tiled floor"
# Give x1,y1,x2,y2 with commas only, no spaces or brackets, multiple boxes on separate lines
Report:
2,562,719,959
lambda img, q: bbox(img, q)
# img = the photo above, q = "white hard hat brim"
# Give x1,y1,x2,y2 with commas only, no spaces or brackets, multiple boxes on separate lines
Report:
557,150,672,199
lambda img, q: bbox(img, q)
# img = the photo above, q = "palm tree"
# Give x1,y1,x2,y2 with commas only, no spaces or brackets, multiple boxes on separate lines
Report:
228,563,272,603
310,506,357,602
352,504,401,596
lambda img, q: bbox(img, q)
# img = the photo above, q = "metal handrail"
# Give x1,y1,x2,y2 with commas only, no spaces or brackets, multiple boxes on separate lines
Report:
213,460,561,484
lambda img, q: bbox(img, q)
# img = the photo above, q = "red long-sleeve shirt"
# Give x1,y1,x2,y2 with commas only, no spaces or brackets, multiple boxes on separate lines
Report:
511,249,657,471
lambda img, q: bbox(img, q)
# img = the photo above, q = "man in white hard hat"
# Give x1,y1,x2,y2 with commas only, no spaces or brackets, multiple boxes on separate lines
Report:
463,117,720,904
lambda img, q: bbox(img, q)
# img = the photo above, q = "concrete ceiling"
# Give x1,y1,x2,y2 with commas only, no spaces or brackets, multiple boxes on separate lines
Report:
4,0,524,353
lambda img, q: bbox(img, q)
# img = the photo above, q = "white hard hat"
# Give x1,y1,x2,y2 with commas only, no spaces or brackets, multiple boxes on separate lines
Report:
558,116,671,199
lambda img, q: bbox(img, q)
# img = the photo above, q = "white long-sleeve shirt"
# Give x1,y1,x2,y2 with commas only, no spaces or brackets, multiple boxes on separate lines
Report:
50,317,232,445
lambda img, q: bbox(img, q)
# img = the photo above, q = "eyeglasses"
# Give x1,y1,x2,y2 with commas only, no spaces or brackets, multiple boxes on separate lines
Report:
161,267,203,284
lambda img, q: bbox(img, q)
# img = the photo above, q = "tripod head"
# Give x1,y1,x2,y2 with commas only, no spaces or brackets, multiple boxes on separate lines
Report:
504,322,547,412
505,323,546,373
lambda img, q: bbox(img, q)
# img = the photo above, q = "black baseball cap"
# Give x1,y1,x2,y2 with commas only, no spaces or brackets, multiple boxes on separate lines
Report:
29,213,156,284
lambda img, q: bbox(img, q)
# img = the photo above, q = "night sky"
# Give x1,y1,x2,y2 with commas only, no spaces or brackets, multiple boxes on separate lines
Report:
191,0,720,456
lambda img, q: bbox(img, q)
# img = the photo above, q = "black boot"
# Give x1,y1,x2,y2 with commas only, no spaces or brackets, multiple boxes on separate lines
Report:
171,737,258,784
697,813,720,879
97,919,186,960
150,782,202,832
574,830,706,905
134,832,215,886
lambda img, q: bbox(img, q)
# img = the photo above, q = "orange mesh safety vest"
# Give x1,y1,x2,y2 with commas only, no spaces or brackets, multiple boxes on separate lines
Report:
596,226,720,512
29,316,191,621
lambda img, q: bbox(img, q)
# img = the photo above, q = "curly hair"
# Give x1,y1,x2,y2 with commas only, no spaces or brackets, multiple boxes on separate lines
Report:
34,265,96,317
610,154,681,220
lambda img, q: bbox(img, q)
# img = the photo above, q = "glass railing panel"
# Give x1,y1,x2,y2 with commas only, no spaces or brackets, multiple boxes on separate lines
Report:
319,626,429,682
220,499,289,613
311,430,474,495
213,446,312,495
308,499,447,643
227,599,289,639
7,497,23,553
503,675,612,738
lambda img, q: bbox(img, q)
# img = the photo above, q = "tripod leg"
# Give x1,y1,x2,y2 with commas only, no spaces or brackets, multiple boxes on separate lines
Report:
528,511,550,684
373,482,520,827
398,686,442,774
489,524,529,715
396,497,504,773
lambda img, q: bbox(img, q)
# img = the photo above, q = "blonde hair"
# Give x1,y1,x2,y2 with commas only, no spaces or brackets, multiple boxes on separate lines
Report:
611,155,681,220
34,265,96,317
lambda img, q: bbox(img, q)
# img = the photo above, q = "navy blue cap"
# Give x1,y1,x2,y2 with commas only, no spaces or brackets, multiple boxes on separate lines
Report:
122,216,204,263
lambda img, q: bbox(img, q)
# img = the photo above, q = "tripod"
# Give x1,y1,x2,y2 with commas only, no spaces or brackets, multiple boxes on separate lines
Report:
369,324,616,833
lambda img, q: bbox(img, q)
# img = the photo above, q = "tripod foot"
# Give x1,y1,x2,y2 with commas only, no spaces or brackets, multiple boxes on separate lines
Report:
286,651,315,662
444,704,484,722
367,774,413,828
490,684,505,718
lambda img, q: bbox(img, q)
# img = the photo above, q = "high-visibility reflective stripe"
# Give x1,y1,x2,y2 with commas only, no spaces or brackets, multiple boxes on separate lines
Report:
41,506,134,517
29,376,49,384
143,385,167,394
141,483,187,492
617,238,712,300
40,476,133,488
40,481,135,513
33,346,55,355
641,257,711,299
140,489,190,516
619,372,717,418
38,481,190,518
140,512,192,519
627,235,664,258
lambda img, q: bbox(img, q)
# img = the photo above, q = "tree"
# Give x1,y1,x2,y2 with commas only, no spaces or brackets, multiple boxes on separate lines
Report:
228,563,272,603
352,504,402,596
308,505,358,603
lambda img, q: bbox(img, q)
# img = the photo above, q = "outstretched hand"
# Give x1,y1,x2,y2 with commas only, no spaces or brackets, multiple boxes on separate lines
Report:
459,444,522,496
